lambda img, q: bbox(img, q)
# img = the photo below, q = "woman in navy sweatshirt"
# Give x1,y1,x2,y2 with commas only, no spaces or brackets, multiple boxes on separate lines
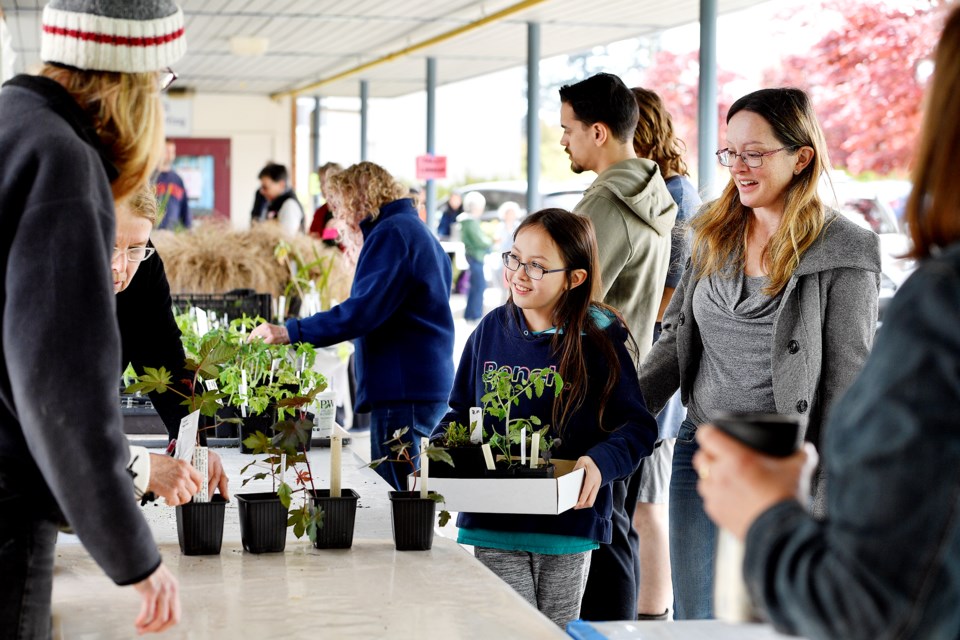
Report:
433,208,657,627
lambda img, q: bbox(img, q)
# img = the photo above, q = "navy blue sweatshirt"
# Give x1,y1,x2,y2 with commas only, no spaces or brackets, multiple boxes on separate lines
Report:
433,304,657,543
286,198,454,410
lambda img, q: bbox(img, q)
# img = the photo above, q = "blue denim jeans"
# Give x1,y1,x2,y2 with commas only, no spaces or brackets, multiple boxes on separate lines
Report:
370,401,449,490
0,496,59,640
670,419,717,619
464,256,486,320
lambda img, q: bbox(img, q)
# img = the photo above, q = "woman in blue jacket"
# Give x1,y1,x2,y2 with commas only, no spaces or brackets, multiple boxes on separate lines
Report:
250,162,455,490
434,208,657,627
695,8,960,639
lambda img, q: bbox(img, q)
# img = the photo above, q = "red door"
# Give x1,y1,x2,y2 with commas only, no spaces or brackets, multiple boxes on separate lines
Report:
168,137,231,224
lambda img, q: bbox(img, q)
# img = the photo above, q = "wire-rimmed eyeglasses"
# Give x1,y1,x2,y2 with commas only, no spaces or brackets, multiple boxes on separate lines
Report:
501,251,571,281
113,246,156,263
715,146,797,168
160,67,178,92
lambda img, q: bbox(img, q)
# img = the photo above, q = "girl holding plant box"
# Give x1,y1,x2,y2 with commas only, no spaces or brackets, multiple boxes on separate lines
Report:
432,208,658,627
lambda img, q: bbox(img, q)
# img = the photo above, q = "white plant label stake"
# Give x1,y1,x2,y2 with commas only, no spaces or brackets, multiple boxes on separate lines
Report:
192,447,209,503
330,430,342,498
481,443,496,471
174,410,200,464
469,407,483,444
420,437,429,499
204,378,223,405
269,358,280,385
520,427,527,466
194,306,209,335
531,433,540,469
239,369,249,418
277,295,286,322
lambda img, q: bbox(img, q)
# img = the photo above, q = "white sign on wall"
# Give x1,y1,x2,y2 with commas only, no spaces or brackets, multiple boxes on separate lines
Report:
162,95,193,137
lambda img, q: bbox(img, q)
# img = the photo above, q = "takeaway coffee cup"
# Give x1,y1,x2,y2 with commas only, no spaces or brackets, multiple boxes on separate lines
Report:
710,412,809,623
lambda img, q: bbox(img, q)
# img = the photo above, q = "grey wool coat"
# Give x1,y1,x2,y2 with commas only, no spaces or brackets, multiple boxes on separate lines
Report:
639,213,881,461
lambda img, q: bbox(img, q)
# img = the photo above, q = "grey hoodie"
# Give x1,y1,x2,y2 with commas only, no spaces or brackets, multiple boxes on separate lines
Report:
574,158,678,358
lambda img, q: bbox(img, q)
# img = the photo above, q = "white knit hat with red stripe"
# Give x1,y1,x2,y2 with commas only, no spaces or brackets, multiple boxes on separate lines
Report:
41,0,186,73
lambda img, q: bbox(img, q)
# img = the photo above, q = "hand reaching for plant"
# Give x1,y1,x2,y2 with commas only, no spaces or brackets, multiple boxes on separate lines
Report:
147,454,202,506
572,456,601,510
132,562,180,634
248,322,290,345
207,449,230,500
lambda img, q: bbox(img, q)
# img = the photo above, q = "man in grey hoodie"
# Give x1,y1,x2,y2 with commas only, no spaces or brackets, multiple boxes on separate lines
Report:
560,72,677,621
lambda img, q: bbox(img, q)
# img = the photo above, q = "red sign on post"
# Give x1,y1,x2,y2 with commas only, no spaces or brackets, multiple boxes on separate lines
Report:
416,155,447,180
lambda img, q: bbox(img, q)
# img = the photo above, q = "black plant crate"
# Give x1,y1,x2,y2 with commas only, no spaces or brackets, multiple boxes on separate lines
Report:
171,288,272,322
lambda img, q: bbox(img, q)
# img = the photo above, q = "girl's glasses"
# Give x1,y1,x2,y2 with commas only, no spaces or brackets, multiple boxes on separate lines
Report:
502,252,571,281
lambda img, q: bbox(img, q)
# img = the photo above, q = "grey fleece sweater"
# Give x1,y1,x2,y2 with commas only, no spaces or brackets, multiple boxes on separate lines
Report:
0,75,161,585
574,158,677,359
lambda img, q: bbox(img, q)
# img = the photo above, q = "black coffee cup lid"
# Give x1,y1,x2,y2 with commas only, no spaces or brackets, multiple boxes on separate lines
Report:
711,412,806,458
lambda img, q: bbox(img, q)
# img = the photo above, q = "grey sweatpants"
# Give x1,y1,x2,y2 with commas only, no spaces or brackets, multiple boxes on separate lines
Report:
474,546,592,627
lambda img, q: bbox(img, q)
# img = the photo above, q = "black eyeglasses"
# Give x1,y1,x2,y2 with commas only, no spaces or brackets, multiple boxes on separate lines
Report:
715,146,798,168
160,67,178,92
113,246,156,263
502,251,571,281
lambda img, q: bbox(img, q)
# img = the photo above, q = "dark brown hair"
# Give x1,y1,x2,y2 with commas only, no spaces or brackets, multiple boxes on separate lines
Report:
511,208,635,433
631,87,689,178
906,5,960,258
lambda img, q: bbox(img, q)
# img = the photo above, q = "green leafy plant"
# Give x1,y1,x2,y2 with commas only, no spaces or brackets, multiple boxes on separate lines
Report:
368,427,452,527
240,420,324,542
275,240,337,317
480,367,563,467
439,421,483,448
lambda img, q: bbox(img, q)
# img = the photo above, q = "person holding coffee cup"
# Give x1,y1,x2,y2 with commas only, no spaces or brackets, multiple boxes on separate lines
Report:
638,88,881,619
694,8,960,638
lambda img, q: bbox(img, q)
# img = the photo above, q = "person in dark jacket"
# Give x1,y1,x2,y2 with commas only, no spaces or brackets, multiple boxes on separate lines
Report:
114,184,229,501
433,209,657,628
0,1,187,636
250,162,455,490
695,9,960,638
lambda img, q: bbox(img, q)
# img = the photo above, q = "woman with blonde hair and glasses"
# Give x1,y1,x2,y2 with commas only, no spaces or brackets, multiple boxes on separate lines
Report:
0,1,188,635
638,87,881,619
695,7,960,638
251,162,455,490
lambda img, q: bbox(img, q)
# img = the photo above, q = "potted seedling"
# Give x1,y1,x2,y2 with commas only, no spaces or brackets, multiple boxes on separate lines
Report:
308,429,360,549
432,417,489,479
481,367,563,478
369,428,451,551
238,418,323,553
125,333,239,555
217,318,326,453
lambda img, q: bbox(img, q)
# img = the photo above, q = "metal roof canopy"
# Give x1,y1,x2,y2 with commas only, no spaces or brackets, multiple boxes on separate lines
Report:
2,0,766,98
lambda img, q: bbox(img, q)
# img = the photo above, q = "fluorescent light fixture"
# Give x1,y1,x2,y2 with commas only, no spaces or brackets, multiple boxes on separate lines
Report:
230,36,269,57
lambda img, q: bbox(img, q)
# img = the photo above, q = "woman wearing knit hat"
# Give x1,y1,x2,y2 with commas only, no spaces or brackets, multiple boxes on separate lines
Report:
0,1,187,636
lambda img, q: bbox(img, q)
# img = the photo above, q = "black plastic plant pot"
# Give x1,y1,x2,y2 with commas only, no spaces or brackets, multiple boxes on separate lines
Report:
236,492,288,554
389,491,437,551
176,495,227,556
432,446,487,478
484,461,555,478
239,411,277,454
309,489,359,549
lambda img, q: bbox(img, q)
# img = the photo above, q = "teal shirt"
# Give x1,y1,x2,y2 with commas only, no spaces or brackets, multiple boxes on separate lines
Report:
459,527,599,555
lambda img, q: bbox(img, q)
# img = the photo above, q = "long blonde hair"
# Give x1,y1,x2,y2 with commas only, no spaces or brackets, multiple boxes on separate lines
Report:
329,162,408,224
691,88,831,295
39,64,164,202
907,6,960,259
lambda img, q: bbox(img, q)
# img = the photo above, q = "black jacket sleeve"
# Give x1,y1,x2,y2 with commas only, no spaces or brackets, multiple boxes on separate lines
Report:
116,243,192,441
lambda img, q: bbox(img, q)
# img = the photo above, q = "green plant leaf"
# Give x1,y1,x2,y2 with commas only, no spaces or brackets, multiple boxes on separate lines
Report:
368,455,389,469
277,482,293,509
438,509,451,527
425,447,454,467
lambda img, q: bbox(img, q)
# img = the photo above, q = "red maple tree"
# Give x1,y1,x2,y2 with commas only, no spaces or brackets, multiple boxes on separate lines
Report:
764,0,944,175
